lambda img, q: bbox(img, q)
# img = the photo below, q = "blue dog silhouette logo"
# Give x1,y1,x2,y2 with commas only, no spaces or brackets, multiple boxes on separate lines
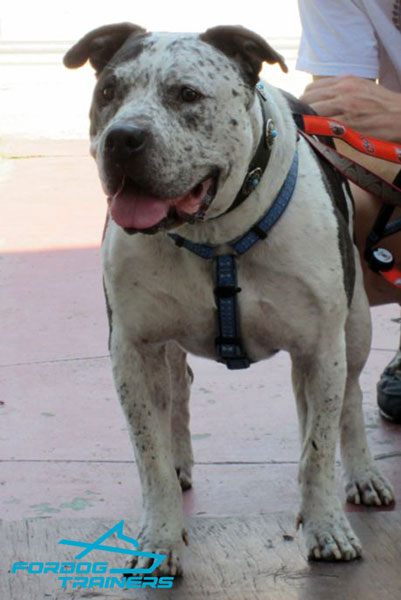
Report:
59,521,166,575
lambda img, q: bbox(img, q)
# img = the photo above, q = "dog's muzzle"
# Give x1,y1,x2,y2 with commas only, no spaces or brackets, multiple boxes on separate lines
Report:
102,124,219,234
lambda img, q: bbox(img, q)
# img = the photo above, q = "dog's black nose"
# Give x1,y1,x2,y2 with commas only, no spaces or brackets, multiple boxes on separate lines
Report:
104,125,148,157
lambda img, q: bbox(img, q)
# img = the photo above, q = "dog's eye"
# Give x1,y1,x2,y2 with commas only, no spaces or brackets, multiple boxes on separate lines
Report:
180,87,201,103
100,83,116,103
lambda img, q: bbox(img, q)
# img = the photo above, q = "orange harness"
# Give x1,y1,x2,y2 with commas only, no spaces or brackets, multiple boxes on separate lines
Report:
296,115,401,289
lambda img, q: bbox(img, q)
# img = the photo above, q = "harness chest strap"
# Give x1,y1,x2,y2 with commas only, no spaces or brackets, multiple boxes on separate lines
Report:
168,150,299,369
214,255,249,369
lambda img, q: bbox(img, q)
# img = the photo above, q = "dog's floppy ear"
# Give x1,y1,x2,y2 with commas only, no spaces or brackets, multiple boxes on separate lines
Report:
63,22,146,74
200,25,288,86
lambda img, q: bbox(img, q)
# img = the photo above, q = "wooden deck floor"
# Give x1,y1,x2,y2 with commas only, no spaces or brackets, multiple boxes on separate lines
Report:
2,512,401,600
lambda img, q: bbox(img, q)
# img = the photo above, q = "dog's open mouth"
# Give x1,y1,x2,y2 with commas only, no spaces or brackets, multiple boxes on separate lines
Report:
108,174,218,233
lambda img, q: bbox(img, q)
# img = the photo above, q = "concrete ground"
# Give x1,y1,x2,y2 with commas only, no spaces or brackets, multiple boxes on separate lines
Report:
1,41,401,598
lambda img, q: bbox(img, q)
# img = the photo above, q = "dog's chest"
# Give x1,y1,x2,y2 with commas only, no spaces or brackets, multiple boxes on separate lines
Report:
104,232,321,362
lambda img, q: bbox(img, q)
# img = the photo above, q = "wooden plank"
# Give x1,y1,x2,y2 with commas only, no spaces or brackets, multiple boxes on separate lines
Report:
1,512,401,599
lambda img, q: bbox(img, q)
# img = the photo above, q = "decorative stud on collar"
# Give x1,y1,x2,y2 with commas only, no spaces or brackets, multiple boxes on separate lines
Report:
256,82,267,101
243,167,263,195
256,83,277,148
266,118,277,148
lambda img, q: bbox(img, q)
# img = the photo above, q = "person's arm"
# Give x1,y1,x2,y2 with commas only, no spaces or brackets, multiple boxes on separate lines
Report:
300,75,401,143
296,1,401,143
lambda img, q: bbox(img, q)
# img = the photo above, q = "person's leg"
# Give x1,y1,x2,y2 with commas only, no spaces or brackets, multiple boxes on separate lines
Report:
377,339,401,422
352,184,401,423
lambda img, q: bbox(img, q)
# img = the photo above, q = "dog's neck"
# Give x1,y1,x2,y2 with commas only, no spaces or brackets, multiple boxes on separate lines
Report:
169,83,298,247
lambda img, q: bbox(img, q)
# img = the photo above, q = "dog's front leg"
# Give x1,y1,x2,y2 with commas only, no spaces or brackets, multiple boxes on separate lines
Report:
292,333,362,561
111,333,187,576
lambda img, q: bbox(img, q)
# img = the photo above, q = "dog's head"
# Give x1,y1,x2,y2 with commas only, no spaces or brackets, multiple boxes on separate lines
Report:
64,23,287,233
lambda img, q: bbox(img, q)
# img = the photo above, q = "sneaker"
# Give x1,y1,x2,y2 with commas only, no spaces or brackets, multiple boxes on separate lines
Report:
377,349,401,423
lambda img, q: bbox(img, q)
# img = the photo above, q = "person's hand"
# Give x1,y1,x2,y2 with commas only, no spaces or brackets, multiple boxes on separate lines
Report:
300,75,401,143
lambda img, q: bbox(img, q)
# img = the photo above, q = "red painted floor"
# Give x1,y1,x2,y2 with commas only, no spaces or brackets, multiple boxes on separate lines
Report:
1,139,400,523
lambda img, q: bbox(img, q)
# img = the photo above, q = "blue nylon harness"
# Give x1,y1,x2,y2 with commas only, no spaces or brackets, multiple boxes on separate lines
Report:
168,89,299,369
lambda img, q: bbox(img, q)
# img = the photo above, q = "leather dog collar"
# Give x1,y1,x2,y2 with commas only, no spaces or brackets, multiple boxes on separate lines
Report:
220,83,277,217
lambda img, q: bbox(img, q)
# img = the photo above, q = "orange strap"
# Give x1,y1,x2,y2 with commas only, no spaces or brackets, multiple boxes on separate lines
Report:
299,115,401,290
381,268,401,288
302,115,401,164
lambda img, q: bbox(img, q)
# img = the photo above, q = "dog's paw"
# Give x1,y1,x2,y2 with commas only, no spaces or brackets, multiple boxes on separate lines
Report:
123,532,188,578
124,545,183,578
175,466,192,491
345,466,394,506
122,527,189,578
302,511,362,561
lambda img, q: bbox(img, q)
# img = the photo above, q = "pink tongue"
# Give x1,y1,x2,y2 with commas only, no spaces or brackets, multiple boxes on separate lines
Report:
110,178,210,230
110,189,170,230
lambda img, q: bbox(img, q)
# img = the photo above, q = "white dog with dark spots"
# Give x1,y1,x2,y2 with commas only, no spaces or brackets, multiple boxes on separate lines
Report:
64,23,394,575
